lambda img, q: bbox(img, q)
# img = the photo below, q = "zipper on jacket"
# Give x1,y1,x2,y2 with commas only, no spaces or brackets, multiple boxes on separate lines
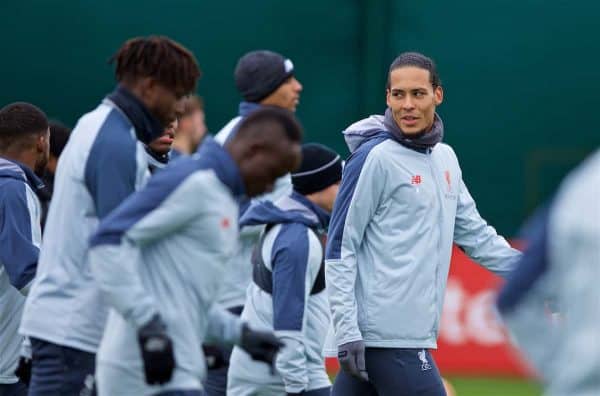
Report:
426,152,444,337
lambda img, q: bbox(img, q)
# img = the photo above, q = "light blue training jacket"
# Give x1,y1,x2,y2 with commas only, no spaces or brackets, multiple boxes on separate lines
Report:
227,192,331,394
20,87,158,353
89,140,246,395
0,157,44,383
498,149,600,396
325,115,521,349
214,102,292,311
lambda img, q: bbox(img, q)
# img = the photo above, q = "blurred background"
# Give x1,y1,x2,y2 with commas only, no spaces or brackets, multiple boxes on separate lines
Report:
2,1,599,394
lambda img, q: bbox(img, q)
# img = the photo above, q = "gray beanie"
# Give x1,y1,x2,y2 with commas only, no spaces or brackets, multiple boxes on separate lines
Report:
234,50,295,102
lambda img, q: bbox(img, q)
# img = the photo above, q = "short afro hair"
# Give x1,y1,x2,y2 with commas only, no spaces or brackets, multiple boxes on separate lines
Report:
236,107,303,143
0,102,48,152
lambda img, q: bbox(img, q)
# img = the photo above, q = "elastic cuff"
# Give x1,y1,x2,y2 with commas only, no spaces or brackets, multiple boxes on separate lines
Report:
337,335,363,347
129,306,159,329
284,384,307,394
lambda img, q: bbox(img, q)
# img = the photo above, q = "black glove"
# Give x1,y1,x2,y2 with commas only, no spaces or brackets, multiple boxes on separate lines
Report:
137,314,175,385
202,344,228,370
239,324,283,366
15,356,32,385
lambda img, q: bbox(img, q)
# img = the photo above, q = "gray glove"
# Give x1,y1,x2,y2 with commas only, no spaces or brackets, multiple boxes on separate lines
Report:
338,340,368,381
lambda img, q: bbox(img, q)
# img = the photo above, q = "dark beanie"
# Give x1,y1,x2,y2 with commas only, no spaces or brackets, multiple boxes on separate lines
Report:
235,50,295,102
292,143,342,195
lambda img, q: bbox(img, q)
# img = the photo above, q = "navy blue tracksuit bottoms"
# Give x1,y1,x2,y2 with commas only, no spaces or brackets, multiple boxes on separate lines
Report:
0,381,27,396
28,338,96,396
332,348,446,396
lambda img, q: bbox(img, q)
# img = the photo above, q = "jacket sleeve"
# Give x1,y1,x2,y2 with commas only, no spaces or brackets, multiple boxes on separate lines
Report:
89,242,157,328
88,172,200,328
497,206,551,314
497,206,560,379
453,178,521,278
325,149,385,346
0,181,39,294
270,224,319,393
205,305,243,345
84,135,138,220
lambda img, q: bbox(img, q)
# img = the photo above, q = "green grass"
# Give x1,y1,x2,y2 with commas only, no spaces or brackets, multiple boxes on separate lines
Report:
447,377,542,396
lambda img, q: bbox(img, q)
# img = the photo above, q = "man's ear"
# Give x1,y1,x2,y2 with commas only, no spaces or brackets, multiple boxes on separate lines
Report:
245,139,266,159
434,86,444,106
36,130,48,153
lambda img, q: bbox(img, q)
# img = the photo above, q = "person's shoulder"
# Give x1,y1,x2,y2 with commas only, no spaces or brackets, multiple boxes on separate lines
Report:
346,135,390,169
165,161,237,209
214,116,243,145
435,142,457,155
0,177,26,200
72,102,119,137
273,222,310,253
433,142,461,169
551,150,600,231
89,111,137,162
96,109,135,144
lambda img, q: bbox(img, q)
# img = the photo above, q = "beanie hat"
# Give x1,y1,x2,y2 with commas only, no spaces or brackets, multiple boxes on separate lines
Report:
235,50,295,102
292,143,342,195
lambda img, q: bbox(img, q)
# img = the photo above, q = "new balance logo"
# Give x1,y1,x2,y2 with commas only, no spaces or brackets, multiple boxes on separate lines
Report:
418,349,432,371
411,175,422,185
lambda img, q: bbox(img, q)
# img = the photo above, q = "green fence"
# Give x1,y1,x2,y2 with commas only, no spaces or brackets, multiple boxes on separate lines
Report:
2,0,598,235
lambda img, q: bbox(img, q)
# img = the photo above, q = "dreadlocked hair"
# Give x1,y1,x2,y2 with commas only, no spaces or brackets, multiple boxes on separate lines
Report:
110,36,201,96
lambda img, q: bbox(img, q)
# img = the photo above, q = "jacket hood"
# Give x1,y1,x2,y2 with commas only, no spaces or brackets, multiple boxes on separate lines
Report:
342,115,389,153
0,156,49,201
240,191,330,230
0,157,43,186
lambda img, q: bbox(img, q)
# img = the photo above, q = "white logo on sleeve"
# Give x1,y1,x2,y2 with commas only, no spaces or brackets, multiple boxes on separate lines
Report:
418,349,432,371
284,59,294,73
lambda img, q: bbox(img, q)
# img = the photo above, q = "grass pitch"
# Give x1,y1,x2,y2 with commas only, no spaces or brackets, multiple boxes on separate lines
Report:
447,376,542,396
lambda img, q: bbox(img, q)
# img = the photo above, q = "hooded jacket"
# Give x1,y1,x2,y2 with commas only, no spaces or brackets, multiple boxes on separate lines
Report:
20,86,163,353
227,192,331,394
0,157,45,383
88,140,246,395
325,115,521,349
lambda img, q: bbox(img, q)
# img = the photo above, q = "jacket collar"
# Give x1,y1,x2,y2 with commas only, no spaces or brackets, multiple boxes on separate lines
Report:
286,190,331,230
238,101,264,118
106,84,165,145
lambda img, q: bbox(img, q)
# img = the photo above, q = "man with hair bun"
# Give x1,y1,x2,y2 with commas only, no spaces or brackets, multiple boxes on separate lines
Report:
326,52,520,395
0,102,49,396
19,36,201,396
